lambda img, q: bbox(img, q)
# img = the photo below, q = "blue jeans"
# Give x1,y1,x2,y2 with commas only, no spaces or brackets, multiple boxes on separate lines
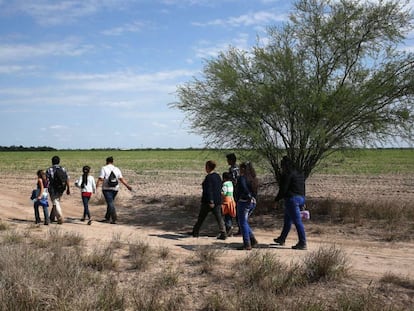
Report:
279,196,306,245
103,190,118,222
237,200,256,246
34,201,49,223
82,195,91,219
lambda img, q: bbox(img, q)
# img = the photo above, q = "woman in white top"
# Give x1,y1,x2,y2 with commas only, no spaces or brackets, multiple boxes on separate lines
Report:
75,165,96,225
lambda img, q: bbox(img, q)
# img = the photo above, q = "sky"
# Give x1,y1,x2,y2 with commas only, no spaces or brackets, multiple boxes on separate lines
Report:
0,0,413,149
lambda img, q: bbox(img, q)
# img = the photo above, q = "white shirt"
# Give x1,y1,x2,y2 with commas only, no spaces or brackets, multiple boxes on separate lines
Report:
75,175,96,193
99,164,123,190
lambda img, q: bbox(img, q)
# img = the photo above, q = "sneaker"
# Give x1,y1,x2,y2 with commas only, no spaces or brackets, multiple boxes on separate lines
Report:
217,232,227,240
292,243,307,250
250,236,258,247
273,237,285,246
87,220,92,225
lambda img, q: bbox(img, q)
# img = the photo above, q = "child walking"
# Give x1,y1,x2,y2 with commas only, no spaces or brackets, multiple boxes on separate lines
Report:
222,172,236,236
75,166,96,225
32,170,49,225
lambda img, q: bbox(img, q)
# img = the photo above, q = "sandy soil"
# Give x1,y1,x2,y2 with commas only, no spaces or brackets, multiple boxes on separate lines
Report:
1,172,414,284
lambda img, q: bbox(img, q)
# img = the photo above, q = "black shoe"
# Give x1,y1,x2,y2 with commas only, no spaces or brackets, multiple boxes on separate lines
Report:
250,236,258,247
44,221,49,225
292,243,307,250
273,237,285,246
87,220,92,225
99,219,109,223
217,232,227,240
226,226,233,237
110,221,117,224
80,218,85,222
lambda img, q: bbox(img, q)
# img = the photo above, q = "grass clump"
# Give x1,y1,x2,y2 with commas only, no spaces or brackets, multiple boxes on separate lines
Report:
128,240,152,271
84,245,118,271
194,245,223,274
380,272,414,290
302,245,349,283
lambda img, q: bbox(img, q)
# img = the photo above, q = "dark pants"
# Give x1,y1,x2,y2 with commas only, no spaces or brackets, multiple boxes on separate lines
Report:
192,202,225,235
82,195,91,219
103,190,118,222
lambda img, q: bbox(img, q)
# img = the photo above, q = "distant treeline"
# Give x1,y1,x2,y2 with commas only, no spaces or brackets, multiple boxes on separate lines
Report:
0,145,57,151
0,146,210,152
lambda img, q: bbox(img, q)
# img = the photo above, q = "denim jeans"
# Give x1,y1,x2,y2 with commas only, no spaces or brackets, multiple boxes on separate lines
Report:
82,195,91,219
33,201,49,223
103,190,118,222
280,195,306,245
237,200,256,246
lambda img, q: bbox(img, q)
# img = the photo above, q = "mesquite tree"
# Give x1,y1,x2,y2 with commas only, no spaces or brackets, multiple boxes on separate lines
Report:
173,0,414,183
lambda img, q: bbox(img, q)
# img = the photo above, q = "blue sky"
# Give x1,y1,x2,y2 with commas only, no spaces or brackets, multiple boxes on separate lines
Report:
0,0,412,149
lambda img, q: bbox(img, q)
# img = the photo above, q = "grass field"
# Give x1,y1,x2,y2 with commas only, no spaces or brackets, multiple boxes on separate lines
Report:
0,148,413,176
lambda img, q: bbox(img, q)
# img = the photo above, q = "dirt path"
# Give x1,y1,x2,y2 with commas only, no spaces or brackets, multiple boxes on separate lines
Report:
1,173,413,283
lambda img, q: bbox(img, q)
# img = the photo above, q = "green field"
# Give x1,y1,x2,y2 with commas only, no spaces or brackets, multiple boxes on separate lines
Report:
0,149,413,176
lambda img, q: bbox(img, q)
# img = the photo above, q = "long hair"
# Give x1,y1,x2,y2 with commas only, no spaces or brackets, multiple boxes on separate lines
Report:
81,166,90,188
240,162,258,194
37,169,48,187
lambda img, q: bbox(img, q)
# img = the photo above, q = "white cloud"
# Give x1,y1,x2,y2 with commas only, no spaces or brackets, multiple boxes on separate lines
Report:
192,10,287,28
193,33,250,59
6,0,134,25
0,40,92,62
102,21,146,36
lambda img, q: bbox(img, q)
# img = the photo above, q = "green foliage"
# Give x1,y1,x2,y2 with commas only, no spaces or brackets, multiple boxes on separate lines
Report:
173,0,414,182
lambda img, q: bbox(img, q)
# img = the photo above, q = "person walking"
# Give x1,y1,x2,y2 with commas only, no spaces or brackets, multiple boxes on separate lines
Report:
96,156,132,224
225,153,240,236
235,162,259,250
222,172,236,235
32,169,50,225
273,156,307,250
46,155,70,224
75,165,96,225
189,160,227,240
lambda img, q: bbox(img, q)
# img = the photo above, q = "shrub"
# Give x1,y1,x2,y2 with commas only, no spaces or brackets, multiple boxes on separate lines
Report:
302,245,349,283
128,240,152,270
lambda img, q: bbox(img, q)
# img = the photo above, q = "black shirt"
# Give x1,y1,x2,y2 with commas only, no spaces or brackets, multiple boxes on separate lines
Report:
275,169,305,201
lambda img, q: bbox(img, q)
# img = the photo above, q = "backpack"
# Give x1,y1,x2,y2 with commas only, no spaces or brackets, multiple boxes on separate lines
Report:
52,166,67,194
107,171,118,187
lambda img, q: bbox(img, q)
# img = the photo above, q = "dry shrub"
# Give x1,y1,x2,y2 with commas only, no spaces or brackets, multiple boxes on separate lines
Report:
0,241,124,310
130,276,186,311
1,229,24,244
0,221,9,231
238,251,305,295
193,245,223,274
336,288,388,311
47,228,84,247
128,240,153,270
380,272,414,290
302,245,349,283
85,245,118,271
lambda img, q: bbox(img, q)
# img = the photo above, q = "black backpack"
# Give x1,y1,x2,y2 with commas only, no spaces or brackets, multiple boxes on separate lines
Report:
107,171,118,187
52,166,67,194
